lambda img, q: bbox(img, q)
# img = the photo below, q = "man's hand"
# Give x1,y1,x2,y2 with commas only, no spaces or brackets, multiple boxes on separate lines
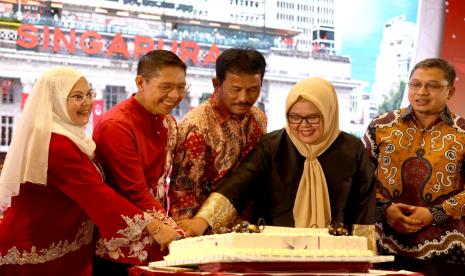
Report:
408,206,433,229
147,220,178,251
178,217,209,237
385,203,423,234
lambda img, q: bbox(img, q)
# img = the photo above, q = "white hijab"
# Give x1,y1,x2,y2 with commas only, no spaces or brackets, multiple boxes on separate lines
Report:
284,77,341,228
0,66,96,208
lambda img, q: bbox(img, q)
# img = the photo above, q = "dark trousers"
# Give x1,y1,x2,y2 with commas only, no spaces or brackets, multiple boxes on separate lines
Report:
92,256,132,276
375,254,465,276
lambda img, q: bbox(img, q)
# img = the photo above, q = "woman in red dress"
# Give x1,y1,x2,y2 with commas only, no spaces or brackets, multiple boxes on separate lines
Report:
0,67,181,275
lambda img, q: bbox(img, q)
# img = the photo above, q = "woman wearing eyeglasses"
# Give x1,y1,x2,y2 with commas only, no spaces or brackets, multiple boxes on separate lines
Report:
0,67,182,275
181,77,377,249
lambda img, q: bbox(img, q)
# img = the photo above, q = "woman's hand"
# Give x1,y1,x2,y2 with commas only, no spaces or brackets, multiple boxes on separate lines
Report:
146,220,178,251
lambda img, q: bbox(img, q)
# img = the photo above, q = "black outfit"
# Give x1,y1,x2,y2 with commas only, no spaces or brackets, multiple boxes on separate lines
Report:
216,129,376,228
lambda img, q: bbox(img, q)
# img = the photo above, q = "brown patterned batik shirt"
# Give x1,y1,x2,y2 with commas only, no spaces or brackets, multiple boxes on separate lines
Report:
363,106,465,263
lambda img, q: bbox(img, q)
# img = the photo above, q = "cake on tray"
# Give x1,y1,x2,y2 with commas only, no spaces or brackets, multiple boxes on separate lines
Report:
150,226,394,270
165,226,372,261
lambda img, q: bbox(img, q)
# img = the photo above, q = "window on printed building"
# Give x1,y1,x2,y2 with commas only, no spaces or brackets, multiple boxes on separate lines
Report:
1,115,13,148
350,94,358,113
104,85,126,111
1,79,14,104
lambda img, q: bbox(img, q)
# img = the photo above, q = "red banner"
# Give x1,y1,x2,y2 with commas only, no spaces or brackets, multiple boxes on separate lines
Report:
92,99,104,128
441,0,465,116
20,92,29,110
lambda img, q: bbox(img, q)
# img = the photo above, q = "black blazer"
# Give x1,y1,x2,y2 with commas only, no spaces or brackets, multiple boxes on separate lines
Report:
216,128,376,227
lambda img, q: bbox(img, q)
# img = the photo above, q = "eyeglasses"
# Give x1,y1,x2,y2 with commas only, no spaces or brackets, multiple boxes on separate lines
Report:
142,76,190,95
287,114,322,124
407,81,449,93
67,91,96,103
157,83,191,95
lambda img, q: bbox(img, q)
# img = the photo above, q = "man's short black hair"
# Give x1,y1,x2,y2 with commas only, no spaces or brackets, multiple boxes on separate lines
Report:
215,48,266,85
137,50,187,79
410,58,456,86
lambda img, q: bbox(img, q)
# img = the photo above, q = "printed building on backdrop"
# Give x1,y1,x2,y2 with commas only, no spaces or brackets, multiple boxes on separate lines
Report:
0,0,398,159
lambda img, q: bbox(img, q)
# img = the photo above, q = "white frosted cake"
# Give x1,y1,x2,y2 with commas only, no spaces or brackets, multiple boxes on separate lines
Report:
164,226,373,261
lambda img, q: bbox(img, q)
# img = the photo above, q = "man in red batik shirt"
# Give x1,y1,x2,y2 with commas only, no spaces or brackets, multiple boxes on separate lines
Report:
169,48,267,233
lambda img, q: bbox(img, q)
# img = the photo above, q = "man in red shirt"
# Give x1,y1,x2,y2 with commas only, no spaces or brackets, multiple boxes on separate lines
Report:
92,50,187,275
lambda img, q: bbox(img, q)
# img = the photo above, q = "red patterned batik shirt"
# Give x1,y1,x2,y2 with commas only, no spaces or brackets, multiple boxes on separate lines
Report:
169,94,267,221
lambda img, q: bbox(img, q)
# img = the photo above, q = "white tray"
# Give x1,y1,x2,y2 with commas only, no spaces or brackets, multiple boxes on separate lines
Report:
149,254,394,268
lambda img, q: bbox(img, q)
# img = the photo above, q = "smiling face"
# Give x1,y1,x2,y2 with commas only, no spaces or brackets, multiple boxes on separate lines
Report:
135,66,186,115
66,77,94,126
408,67,455,117
287,99,324,145
214,72,262,117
